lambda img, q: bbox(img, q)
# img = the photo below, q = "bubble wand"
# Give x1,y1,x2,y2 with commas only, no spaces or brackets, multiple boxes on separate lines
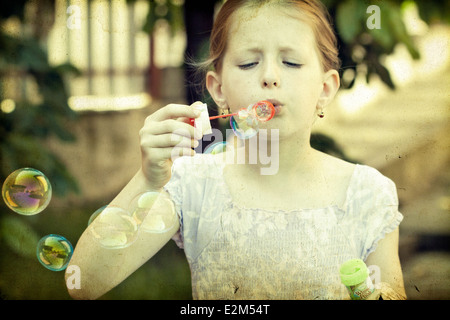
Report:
191,100,276,138
209,100,275,121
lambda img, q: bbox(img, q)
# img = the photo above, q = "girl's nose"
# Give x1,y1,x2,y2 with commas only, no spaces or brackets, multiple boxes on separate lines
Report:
264,81,278,88
263,79,278,87
262,62,280,88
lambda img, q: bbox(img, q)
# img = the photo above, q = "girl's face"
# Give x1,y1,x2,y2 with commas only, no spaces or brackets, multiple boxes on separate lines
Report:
207,4,339,141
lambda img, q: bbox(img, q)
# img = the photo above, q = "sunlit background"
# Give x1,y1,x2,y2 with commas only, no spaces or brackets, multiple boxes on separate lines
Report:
0,0,448,300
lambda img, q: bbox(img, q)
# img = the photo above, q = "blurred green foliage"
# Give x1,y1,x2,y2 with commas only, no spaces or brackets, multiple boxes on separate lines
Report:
0,1,80,198
0,2,83,300
138,0,449,90
325,0,449,89
141,0,184,35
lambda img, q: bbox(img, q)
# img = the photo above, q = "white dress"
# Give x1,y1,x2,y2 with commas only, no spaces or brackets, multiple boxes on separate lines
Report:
164,154,403,300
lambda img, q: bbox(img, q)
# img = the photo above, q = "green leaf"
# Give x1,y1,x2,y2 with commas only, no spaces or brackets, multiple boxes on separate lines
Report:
373,61,395,90
385,2,420,59
367,4,395,52
336,0,366,43
17,38,50,72
54,62,82,77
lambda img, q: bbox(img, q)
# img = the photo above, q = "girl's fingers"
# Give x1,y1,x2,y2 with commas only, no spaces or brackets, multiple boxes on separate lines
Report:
149,104,201,122
168,147,196,160
141,133,199,149
141,119,202,140
143,147,195,163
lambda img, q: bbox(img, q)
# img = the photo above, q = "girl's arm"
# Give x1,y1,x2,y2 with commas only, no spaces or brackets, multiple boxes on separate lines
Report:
66,102,202,299
65,168,179,300
365,227,407,299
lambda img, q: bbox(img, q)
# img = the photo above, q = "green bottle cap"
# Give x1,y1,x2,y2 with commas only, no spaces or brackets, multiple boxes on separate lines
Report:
339,259,369,286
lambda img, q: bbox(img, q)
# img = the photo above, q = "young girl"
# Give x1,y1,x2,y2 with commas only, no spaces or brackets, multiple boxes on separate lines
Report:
67,0,406,300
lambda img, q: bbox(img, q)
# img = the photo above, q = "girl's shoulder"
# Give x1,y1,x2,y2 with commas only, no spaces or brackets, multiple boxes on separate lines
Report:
320,152,395,193
348,163,399,208
353,164,396,190
319,152,399,208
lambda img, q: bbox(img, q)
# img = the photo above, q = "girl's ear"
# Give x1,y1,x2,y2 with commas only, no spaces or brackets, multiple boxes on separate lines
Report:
206,70,228,109
317,69,340,111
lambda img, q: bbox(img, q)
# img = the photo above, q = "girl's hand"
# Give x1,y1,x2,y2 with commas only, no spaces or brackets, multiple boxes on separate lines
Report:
139,102,203,190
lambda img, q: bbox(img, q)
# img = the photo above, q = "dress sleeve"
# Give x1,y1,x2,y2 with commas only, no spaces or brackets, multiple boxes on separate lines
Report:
360,167,403,261
163,158,186,249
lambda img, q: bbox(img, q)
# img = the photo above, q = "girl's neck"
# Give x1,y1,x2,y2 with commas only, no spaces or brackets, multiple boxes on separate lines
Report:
226,130,321,178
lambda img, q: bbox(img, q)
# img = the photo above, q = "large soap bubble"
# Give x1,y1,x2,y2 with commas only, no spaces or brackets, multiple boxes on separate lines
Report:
90,206,138,249
2,168,52,215
36,234,73,271
129,191,178,234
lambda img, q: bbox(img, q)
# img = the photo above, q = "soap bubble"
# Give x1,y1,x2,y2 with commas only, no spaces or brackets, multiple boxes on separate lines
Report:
129,191,177,233
36,234,73,271
230,108,259,139
87,205,107,226
90,206,138,249
230,101,275,139
252,100,275,122
2,168,52,215
204,141,227,154
130,192,159,225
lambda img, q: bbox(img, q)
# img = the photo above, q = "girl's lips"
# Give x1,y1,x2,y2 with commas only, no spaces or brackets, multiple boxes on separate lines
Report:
265,99,282,114
266,101,282,115
274,105,282,115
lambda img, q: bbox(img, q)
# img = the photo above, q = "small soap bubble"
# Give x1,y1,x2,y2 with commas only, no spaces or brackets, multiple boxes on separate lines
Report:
252,101,275,122
2,168,52,215
129,191,177,234
36,234,73,271
204,141,227,154
230,108,259,139
90,206,138,249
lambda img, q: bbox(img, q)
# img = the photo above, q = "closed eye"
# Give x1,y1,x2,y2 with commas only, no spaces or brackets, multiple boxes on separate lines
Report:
238,62,258,70
283,61,303,68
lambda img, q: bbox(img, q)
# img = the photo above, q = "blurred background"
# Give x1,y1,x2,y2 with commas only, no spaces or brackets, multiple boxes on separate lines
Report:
0,0,448,300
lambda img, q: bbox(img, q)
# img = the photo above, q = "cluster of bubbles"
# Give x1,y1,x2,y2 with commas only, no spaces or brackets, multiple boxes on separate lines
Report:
204,101,275,155
2,168,179,273
230,100,275,140
2,168,73,271
88,191,177,249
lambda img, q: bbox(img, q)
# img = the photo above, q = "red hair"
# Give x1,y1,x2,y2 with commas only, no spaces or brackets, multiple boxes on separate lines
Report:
201,0,340,73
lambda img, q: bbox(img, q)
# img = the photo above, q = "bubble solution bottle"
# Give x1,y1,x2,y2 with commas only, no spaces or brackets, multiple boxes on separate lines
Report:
339,259,375,300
